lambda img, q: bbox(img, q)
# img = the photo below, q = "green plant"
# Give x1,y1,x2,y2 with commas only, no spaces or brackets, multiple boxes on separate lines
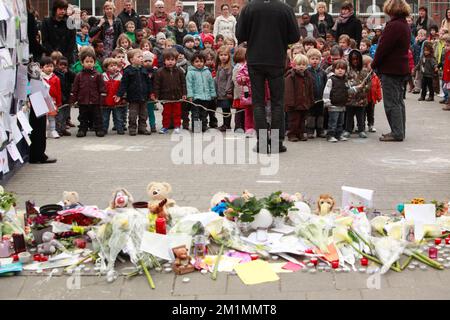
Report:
0,190,16,212
226,196,264,223
263,191,297,218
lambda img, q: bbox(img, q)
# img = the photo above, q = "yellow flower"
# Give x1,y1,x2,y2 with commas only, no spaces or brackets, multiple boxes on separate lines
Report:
333,226,352,244
411,198,425,204
386,221,403,240
335,216,354,227
423,224,441,238
72,225,85,234
370,216,390,235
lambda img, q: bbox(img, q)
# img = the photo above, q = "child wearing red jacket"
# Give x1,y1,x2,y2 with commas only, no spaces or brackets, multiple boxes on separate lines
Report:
41,56,62,139
363,56,382,132
442,36,450,111
102,58,127,134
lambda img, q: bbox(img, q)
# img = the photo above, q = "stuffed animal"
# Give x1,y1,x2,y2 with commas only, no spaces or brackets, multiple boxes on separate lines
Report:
317,194,335,215
147,182,175,231
172,245,195,275
62,191,82,209
37,232,64,255
241,190,254,201
110,188,134,209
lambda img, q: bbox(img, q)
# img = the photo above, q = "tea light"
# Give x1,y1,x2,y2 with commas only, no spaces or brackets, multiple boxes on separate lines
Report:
165,267,173,273
438,258,445,263
445,238,450,245
324,267,331,272
331,260,339,269
250,254,259,261
408,265,416,270
358,267,366,273
182,277,190,283
307,263,314,268
35,269,43,274
420,265,428,271
18,252,31,264
163,263,171,268
155,267,162,272
360,257,369,266
335,268,342,273
271,256,279,261
200,269,208,275
343,268,350,273
435,238,442,245
308,269,317,274
446,257,450,261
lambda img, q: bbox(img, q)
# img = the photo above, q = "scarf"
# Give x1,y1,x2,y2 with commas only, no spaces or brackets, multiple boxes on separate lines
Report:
332,10,354,31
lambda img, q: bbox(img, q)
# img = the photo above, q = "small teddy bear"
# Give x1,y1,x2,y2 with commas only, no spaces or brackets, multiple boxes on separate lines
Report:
37,232,65,255
62,191,82,209
147,182,175,232
317,194,335,215
110,188,134,210
172,245,195,275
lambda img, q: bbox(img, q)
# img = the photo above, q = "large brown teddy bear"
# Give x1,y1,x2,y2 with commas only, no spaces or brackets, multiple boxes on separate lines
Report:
147,182,175,231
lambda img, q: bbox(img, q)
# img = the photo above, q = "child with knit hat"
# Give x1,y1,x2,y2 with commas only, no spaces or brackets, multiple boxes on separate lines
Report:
154,32,167,67
183,34,196,63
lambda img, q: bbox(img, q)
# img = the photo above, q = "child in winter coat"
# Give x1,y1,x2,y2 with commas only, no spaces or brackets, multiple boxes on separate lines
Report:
125,21,137,43
154,32,167,67
363,56,382,133
306,49,327,139
186,51,216,132
343,49,371,139
41,56,62,139
152,48,187,134
116,49,152,135
70,49,106,137
412,29,428,94
416,41,438,101
183,35,196,64
284,54,315,142
76,22,90,51
442,35,450,110
102,58,126,134
215,45,233,131
174,17,188,46
143,51,158,132
54,57,75,137
231,47,246,133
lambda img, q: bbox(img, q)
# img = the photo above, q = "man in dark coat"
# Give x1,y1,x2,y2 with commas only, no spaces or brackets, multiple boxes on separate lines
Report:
236,0,300,153
41,0,76,64
118,0,142,31
190,1,211,31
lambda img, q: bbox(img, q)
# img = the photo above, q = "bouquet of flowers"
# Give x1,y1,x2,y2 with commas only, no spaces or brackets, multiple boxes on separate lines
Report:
225,196,264,223
264,191,297,218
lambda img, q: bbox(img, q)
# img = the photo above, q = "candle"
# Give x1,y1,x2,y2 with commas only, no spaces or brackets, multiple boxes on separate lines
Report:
155,217,166,234
361,257,369,266
429,247,438,259
310,258,318,266
12,233,26,253
250,254,259,260
193,235,206,259
331,260,339,269
0,239,10,258
445,238,450,245
435,238,442,245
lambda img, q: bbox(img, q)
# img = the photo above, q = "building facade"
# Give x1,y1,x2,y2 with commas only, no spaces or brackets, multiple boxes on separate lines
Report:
31,0,449,27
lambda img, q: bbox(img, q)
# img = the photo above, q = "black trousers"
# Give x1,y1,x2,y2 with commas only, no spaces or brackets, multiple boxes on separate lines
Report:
192,99,211,132
181,102,191,129
248,65,285,146
365,102,375,127
78,104,103,132
421,76,434,99
345,106,366,133
29,107,48,162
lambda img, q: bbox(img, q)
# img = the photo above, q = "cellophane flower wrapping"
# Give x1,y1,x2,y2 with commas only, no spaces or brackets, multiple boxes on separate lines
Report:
205,217,256,253
371,236,407,274
296,218,331,253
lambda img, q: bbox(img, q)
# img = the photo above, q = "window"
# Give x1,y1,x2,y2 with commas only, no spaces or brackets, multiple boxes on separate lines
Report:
359,0,385,16
136,0,150,16
182,1,215,18
79,0,92,15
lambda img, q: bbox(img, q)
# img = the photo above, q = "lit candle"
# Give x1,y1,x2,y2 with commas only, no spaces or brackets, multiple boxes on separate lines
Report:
155,217,167,234
361,257,369,266
331,260,339,269
429,247,438,259
435,238,442,245
446,238,450,245
310,258,318,266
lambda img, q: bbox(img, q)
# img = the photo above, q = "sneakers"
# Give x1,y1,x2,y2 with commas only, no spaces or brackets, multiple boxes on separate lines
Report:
318,132,327,138
117,130,125,135
358,132,368,138
442,105,450,111
96,131,105,137
368,126,377,133
327,136,338,143
245,129,255,138
58,130,71,136
425,97,434,102
418,97,425,101
218,125,228,132
151,126,157,133
159,127,169,134
76,130,86,138
49,130,60,139
174,127,181,134
138,130,151,135
307,133,315,139
338,135,348,141
341,131,351,138
439,99,448,104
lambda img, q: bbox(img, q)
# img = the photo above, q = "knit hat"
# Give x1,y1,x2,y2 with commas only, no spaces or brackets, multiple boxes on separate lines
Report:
174,44,185,56
203,34,214,45
183,34,195,45
156,32,166,42
143,51,154,62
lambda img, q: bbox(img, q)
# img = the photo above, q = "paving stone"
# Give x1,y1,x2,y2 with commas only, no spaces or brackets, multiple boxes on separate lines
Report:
0,277,26,299
280,273,335,292
196,294,252,300
335,272,389,290
227,274,280,295
306,290,362,300
173,273,227,296
120,274,175,299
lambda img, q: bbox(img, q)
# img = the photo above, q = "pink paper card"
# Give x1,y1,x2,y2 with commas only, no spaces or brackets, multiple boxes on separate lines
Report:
282,262,302,272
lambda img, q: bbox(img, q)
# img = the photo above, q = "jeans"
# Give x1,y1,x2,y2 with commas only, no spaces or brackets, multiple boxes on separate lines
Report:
192,100,212,132
345,106,366,133
421,76,434,99
147,102,156,127
327,111,345,139
102,107,126,132
56,105,70,133
380,74,407,140
217,99,232,128
248,65,285,145
78,104,103,132
128,102,148,133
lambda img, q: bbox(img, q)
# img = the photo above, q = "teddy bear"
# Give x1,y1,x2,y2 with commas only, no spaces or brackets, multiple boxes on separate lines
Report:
110,188,134,210
317,194,335,215
37,231,65,255
147,182,175,231
172,245,195,275
62,191,82,209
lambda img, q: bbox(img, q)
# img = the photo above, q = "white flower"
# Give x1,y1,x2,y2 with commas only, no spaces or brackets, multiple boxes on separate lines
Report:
370,216,390,235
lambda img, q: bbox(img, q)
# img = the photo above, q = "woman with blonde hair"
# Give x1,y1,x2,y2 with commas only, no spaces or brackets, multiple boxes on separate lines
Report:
372,0,411,142
310,2,334,39
89,1,124,58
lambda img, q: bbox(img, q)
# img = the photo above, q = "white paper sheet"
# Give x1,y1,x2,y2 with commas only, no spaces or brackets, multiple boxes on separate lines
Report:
29,91,49,117
342,186,374,208
0,2,12,20
404,204,436,225
15,65,28,101
0,149,9,174
6,143,23,163
140,232,192,261
10,115,23,143
17,110,32,133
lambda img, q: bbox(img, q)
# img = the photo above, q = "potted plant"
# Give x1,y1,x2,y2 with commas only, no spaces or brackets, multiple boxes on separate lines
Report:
0,187,17,213
225,196,264,233
263,191,297,227
30,214,53,244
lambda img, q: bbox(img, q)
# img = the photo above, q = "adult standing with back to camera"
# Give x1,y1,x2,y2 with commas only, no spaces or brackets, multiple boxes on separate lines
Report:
372,0,411,142
236,0,300,153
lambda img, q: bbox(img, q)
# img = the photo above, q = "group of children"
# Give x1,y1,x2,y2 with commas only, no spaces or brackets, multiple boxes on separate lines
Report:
39,14,450,142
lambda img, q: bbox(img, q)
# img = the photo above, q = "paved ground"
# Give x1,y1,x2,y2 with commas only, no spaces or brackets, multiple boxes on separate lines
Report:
3,93,450,299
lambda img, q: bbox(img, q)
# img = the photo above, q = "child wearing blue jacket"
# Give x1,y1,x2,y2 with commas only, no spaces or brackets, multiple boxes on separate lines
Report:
186,51,216,132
